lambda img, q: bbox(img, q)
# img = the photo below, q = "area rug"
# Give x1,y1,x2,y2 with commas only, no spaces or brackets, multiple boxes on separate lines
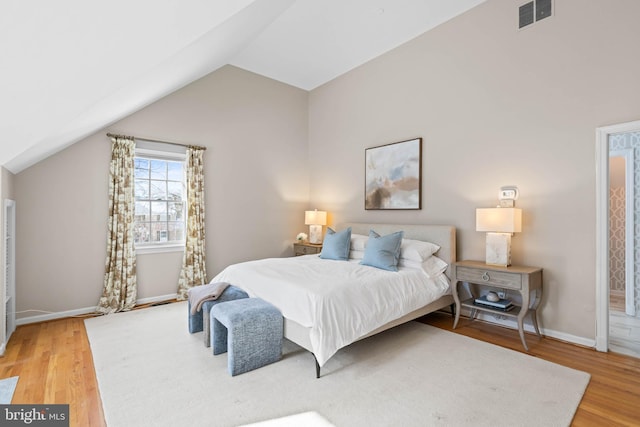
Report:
85,302,590,427
0,376,18,404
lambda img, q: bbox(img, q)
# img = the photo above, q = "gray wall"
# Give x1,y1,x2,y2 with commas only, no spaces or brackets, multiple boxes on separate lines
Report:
307,0,640,342
14,66,309,318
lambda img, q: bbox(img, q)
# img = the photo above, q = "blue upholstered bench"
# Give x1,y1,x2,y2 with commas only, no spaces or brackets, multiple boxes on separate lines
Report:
210,298,283,376
187,285,249,348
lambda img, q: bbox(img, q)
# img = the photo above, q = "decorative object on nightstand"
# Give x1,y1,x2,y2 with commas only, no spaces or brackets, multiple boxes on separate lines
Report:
305,209,327,244
476,186,522,267
296,232,308,243
293,242,323,256
451,260,543,351
474,293,514,311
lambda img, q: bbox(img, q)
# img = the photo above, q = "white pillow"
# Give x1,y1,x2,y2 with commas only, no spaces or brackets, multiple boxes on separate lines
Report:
399,238,440,262
349,250,365,260
350,234,368,251
399,255,448,278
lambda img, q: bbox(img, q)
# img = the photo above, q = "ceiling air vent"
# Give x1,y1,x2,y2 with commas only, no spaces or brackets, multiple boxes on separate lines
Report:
519,0,552,30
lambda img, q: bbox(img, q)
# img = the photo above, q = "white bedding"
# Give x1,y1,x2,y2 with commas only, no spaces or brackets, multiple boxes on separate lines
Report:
211,255,450,366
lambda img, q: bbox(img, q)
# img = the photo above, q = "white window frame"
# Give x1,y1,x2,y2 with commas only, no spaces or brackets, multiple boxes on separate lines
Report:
134,143,187,255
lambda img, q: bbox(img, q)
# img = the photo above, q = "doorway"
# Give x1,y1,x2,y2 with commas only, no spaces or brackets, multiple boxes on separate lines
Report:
608,149,634,316
596,120,640,357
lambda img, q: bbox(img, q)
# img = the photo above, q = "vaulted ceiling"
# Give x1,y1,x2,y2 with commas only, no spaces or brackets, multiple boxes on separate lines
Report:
0,0,485,173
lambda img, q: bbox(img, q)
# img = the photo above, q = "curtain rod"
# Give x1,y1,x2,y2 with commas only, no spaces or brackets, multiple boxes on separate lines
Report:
106,133,206,151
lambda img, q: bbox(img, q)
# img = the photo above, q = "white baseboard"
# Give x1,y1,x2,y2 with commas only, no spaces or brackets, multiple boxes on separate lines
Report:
542,326,596,348
16,306,97,326
15,297,597,350
463,309,596,349
15,293,178,326
136,293,178,306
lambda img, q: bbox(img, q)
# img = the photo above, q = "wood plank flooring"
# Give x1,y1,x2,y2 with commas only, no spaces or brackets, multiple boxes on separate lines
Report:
0,316,105,427
1,308,639,426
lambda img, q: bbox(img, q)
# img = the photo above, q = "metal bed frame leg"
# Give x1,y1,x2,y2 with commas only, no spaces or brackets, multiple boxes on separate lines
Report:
314,354,320,378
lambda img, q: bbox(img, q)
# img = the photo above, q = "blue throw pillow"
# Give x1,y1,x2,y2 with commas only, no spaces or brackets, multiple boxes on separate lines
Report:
319,227,352,261
360,230,404,271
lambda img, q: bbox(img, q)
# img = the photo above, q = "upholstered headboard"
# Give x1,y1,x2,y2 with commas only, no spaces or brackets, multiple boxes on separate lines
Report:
340,223,457,277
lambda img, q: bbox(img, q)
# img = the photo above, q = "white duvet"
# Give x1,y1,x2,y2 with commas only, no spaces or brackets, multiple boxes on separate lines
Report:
211,255,450,366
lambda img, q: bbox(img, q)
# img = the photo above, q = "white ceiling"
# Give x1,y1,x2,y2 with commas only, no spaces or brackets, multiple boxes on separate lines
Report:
0,0,485,173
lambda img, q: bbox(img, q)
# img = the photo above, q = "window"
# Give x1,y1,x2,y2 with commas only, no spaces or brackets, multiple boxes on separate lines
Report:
134,147,186,251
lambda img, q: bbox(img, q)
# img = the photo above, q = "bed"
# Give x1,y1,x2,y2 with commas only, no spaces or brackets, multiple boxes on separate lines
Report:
210,223,456,377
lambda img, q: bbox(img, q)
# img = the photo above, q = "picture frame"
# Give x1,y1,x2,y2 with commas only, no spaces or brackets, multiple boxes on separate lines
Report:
365,138,422,210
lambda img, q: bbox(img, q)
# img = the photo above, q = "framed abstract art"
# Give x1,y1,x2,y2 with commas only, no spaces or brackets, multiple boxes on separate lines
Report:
365,138,422,210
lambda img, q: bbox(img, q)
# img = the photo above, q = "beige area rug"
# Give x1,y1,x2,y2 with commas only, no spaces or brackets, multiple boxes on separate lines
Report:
85,302,590,427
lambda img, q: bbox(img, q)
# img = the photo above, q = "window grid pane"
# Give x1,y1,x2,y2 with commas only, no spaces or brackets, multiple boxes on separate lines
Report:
150,180,167,201
133,155,186,246
150,160,167,180
135,158,150,179
167,161,183,181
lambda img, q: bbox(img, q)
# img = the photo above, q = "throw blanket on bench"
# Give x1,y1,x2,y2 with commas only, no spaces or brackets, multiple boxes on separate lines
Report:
188,282,230,315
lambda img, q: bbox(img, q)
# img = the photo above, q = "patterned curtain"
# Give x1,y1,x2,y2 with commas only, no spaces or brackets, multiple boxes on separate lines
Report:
97,136,138,314
177,146,207,300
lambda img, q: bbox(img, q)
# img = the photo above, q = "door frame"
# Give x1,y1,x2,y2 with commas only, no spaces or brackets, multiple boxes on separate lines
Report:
596,119,640,351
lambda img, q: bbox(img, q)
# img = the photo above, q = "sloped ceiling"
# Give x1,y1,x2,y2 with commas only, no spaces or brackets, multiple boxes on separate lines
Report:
0,0,485,173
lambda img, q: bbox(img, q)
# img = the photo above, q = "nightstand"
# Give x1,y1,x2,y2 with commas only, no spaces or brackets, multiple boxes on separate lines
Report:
451,260,543,351
293,242,322,256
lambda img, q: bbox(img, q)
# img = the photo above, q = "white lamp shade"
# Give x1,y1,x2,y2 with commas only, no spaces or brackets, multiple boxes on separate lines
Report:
476,208,522,233
305,210,327,226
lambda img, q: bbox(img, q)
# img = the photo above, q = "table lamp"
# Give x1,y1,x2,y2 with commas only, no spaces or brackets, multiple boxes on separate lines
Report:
304,209,327,244
476,207,522,266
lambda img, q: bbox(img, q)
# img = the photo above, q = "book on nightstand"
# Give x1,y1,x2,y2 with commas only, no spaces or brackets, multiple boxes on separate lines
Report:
474,295,515,311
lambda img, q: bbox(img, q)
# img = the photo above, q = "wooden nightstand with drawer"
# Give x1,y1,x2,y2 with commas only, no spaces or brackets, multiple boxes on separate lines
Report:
451,260,543,350
293,242,322,256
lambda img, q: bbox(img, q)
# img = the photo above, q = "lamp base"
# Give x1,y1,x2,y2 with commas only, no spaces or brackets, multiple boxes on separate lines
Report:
309,225,323,244
485,232,512,267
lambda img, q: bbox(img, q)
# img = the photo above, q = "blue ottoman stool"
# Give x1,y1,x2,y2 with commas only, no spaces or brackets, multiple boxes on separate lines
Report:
187,285,249,341
211,298,283,376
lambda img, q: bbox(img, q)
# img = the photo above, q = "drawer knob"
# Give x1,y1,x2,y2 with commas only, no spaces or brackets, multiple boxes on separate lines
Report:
482,272,490,281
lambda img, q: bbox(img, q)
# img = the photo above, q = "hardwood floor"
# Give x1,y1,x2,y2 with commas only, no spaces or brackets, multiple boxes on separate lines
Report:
0,316,105,427
1,308,639,426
